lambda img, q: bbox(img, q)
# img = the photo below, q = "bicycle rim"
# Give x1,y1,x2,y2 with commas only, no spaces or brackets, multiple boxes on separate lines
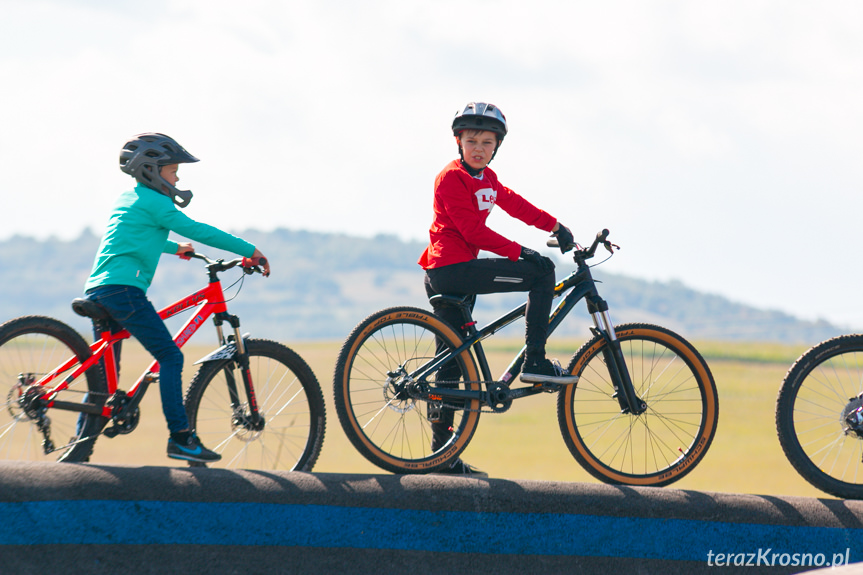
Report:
334,307,481,474
0,316,106,462
186,339,326,471
777,335,863,498
558,323,718,486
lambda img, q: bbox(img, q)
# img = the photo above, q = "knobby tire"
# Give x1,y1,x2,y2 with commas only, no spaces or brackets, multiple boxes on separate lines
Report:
558,322,718,486
185,338,326,471
0,316,107,463
333,306,482,474
776,334,863,499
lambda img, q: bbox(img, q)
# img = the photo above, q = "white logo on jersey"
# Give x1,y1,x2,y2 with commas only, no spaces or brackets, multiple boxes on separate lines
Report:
475,188,497,213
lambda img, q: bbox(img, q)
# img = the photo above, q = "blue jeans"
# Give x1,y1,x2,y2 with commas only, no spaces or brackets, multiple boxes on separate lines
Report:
85,285,189,433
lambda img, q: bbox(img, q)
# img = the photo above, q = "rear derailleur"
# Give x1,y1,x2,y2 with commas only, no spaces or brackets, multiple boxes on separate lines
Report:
9,374,55,454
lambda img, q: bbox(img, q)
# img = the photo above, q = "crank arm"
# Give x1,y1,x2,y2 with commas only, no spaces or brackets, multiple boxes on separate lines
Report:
422,386,485,405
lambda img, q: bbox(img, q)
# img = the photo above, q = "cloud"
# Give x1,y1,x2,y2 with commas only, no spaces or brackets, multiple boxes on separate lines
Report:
2,0,863,326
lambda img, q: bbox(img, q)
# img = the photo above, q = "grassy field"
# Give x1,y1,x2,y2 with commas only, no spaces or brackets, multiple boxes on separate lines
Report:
66,337,832,499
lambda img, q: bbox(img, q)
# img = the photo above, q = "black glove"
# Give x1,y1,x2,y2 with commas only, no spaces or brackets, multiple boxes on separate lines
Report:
520,246,555,273
552,224,574,253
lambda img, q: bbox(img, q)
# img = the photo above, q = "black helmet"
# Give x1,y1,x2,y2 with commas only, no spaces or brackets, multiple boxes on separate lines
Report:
451,102,508,141
119,133,199,207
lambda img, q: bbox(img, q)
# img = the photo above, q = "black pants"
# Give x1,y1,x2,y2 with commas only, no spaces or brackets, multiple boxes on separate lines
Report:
424,258,555,451
424,258,555,350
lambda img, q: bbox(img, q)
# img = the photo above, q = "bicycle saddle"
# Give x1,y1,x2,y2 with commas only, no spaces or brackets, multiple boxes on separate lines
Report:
428,294,474,309
71,297,112,321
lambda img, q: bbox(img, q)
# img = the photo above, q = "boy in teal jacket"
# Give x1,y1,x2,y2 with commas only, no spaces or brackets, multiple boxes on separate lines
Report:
83,133,269,462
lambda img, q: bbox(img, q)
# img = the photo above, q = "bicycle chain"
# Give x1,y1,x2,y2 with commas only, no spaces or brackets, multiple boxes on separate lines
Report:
33,387,127,453
424,380,556,414
422,380,489,413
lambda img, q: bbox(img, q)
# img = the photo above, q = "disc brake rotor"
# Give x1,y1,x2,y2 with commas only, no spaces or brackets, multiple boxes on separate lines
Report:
383,372,416,415
231,404,265,442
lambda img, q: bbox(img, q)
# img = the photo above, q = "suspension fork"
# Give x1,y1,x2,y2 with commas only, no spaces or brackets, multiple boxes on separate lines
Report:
213,313,262,425
586,294,647,415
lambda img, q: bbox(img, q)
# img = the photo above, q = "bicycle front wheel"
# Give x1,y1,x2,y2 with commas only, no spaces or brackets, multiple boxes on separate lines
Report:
333,307,482,474
776,335,863,499
558,323,718,486
185,339,326,471
0,316,107,463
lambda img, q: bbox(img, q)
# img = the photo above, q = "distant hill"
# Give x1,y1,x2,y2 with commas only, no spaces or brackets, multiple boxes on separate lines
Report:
0,228,845,344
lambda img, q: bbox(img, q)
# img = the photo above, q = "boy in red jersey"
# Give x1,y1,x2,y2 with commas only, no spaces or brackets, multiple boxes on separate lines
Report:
419,102,576,475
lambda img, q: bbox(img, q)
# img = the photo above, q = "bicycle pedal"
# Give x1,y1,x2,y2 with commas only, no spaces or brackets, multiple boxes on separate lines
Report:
532,382,560,391
427,403,443,423
103,426,120,438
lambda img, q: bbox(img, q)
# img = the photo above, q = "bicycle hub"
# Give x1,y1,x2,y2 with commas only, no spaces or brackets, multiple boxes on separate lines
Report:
842,399,863,438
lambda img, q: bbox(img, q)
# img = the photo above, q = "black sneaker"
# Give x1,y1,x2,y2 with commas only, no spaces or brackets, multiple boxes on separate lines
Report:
433,458,488,477
521,358,578,385
167,432,222,463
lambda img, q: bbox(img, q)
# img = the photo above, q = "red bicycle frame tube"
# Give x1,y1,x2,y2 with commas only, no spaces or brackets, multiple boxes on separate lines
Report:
41,279,230,417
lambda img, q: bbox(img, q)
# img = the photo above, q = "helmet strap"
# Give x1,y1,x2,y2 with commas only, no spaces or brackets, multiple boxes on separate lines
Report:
457,152,484,178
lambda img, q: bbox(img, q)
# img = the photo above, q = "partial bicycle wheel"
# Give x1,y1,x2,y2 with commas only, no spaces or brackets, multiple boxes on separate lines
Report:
776,334,863,499
557,322,718,486
0,316,107,463
185,338,326,471
333,306,482,474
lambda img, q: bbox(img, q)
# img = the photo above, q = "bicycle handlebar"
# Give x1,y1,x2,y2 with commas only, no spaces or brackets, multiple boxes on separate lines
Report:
185,252,268,275
547,228,615,262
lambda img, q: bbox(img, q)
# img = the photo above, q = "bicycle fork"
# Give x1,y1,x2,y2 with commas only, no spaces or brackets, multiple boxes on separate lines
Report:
586,294,647,415
212,313,264,432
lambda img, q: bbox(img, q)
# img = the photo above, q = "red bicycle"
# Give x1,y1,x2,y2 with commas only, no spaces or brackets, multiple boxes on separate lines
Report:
0,253,326,470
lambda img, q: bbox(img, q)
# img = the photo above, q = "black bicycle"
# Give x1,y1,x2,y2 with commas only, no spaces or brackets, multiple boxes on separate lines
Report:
777,335,863,498
333,229,719,486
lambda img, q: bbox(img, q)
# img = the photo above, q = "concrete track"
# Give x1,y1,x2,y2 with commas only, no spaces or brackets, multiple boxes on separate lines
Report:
2,461,863,574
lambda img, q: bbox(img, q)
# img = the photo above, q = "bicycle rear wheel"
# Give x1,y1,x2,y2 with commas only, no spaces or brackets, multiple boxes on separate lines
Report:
185,338,326,471
776,335,863,499
333,307,481,474
557,323,718,486
0,316,107,462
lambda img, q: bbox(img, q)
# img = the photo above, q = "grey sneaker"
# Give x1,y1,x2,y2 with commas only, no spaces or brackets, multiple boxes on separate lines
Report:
167,432,221,463
521,358,579,384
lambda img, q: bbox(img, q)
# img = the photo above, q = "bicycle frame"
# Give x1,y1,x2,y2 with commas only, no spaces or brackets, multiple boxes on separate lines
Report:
36,265,247,420
412,253,646,414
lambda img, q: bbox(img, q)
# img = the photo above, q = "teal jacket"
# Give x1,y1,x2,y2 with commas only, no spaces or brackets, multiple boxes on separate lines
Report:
85,183,255,293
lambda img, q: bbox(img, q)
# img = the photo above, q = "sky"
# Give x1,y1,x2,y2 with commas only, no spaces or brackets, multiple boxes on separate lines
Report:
2,0,863,328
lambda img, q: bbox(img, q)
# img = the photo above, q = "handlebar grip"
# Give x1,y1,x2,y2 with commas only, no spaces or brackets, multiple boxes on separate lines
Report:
546,238,560,248
597,229,609,242
241,256,268,268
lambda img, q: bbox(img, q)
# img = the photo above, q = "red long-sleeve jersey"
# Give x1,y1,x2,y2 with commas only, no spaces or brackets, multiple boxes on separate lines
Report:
418,160,558,269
